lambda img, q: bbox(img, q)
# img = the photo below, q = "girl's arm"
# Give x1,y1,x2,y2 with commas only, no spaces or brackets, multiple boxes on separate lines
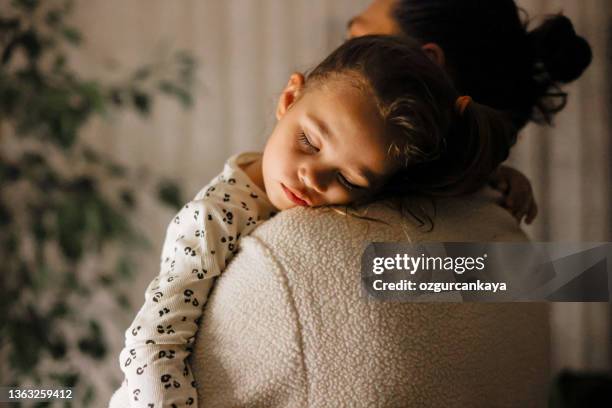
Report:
119,164,275,407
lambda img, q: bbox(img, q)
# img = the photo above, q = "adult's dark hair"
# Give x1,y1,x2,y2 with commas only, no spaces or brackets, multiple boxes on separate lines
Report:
392,0,592,130
305,35,514,197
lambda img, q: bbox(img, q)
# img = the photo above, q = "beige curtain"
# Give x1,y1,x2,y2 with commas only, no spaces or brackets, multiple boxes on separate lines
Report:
66,0,610,396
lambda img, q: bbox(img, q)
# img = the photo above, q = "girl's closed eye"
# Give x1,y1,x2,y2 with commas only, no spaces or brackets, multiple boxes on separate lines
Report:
337,173,361,191
297,131,319,152
298,130,363,191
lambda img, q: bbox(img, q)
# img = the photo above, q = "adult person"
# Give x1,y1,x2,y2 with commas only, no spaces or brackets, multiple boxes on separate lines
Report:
110,1,591,406
348,0,591,222
348,0,591,131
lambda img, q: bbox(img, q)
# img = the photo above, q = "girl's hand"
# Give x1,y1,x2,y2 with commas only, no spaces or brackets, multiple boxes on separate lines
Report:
490,165,538,224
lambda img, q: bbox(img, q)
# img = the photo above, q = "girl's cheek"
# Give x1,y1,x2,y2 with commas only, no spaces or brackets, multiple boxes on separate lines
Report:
325,188,352,206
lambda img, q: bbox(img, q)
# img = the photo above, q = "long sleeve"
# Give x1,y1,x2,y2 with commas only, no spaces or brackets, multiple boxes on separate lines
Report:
119,154,275,407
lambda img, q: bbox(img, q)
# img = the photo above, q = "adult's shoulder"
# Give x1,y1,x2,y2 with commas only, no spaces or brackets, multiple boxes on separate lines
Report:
200,189,546,407
251,187,528,250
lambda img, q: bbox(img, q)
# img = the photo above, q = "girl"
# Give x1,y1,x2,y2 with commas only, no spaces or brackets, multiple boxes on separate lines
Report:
120,35,520,407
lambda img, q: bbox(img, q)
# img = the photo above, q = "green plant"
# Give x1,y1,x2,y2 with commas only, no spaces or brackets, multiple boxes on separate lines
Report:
0,0,196,405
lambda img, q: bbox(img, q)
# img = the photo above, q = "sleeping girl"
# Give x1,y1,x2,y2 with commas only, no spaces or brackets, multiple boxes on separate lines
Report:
119,35,523,407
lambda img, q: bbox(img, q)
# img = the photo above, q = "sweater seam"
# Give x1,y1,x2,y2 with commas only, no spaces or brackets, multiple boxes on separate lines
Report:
248,235,311,408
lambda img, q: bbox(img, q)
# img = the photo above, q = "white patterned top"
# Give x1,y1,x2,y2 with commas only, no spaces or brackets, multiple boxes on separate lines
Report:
119,152,276,407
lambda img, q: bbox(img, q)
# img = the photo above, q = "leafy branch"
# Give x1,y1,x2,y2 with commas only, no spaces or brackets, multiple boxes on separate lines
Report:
0,0,196,405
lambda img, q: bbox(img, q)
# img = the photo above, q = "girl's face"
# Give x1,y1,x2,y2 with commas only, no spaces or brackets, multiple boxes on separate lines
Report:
261,73,402,210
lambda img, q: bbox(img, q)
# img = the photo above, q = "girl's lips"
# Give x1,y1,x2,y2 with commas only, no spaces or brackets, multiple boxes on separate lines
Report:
281,184,309,206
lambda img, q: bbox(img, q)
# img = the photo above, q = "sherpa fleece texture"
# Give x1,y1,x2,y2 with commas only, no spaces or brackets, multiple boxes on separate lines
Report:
110,191,549,408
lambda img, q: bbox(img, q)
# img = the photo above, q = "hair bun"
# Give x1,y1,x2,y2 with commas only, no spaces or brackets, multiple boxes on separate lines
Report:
528,14,592,83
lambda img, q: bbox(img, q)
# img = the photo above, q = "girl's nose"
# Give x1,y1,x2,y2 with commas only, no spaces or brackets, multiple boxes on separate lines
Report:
299,164,332,194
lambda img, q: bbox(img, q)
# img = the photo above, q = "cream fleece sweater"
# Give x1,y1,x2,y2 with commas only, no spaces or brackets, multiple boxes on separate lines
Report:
110,190,549,407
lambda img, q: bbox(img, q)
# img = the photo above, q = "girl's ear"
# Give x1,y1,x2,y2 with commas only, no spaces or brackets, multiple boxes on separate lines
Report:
421,42,446,68
276,73,305,120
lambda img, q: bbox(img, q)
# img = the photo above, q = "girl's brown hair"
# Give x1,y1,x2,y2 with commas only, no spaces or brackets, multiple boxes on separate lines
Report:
306,35,514,200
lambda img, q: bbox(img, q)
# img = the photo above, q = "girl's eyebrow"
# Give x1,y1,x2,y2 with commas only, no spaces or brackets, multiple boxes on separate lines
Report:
305,115,374,188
